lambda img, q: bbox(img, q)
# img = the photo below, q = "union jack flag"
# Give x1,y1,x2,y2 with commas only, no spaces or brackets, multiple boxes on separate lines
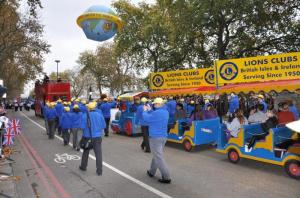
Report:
3,127,15,146
9,119,21,135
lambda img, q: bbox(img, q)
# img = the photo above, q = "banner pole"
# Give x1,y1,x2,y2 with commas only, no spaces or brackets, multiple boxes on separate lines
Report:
214,60,219,90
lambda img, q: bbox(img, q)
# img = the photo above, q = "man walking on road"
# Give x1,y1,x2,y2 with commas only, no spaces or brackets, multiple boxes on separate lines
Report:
79,102,106,176
143,98,171,184
46,102,57,139
100,98,114,137
136,97,151,152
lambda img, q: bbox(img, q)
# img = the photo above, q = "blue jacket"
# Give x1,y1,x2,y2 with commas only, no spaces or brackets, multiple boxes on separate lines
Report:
70,112,83,129
42,104,48,118
55,103,64,117
136,104,146,126
59,111,72,129
45,108,57,120
187,104,195,116
259,101,268,113
79,103,88,113
110,101,117,108
143,107,169,138
100,102,113,118
229,96,239,114
166,100,176,116
82,111,106,138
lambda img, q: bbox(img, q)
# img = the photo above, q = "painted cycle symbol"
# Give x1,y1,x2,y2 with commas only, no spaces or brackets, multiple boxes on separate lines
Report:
54,153,81,163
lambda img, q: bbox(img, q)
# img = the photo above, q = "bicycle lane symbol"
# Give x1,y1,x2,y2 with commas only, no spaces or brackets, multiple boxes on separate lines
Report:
54,153,81,164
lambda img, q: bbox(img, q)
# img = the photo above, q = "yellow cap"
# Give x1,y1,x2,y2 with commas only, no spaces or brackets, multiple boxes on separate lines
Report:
64,107,70,112
50,102,56,107
141,97,148,103
81,100,87,104
179,98,185,102
73,104,79,109
57,98,62,102
257,94,264,99
205,99,210,104
190,100,195,104
87,102,97,110
153,98,164,104
63,102,68,105
75,98,80,102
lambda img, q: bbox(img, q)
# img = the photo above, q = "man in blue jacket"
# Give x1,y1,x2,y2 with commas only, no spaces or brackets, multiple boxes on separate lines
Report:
71,105,83,151
143,98,171,184
229,93,239,115
43,101,50,135
55,99,64,135
46,102,57,139
60,107,72,145
166,97,176,124
79,102,106,176
136,97,150,152
100,98,113,137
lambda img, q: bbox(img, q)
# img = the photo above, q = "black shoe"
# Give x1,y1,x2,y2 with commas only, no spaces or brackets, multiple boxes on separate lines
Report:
76,148,80,151
145,149,151,153
141,144,145,150
64,142,68,146
158,178,171,184
79,166,86,171
147,170,154,178
105,134,108,137
96,171,102,176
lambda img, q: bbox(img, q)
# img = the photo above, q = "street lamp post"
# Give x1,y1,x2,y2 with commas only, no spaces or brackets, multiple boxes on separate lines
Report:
55,60,60,82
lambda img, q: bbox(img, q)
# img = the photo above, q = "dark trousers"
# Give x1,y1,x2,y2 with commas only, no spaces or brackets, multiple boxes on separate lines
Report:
104,118,110,136
80,137,102,174
55,118,62,135
248,132,268,149
141,126,150,151
14,106,18,111
62,129,70,145
19,106,22,111
48,119,56,139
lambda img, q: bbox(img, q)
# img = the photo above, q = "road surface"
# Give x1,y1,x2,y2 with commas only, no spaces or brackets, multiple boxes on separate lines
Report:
9,110,300,198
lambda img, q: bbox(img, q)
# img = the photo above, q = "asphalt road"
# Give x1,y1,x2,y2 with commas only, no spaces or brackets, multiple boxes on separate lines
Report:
9,110,300,198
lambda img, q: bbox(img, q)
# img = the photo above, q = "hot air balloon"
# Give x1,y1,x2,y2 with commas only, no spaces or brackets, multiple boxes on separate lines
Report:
77,5,123,42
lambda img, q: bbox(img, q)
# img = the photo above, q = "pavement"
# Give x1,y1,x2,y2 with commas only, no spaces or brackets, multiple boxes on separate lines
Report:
0,109,299,198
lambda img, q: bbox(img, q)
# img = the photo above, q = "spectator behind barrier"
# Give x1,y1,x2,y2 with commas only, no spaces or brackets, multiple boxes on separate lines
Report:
248,104,268,124
278,102,295,125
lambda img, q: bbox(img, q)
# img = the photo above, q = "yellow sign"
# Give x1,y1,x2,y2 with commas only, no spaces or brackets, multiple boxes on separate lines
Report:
149,67,214,90
216,52,300,85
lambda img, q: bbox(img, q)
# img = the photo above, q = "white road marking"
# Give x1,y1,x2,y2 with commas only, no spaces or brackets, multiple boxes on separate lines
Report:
54,153,81,164
20,112,172,198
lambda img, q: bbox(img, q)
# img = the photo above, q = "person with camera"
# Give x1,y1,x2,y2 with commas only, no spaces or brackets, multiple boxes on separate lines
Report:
143,98,171,184
79,102,106,176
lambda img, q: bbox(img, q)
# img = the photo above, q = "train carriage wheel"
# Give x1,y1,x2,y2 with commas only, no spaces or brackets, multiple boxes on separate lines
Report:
124,120,133,136
284,160,300,179
228,149,240,164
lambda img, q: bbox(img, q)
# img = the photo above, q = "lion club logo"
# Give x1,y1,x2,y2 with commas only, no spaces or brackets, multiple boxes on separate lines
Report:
152,74,164,87
219,62,238,81
204,69,215,84
103,22,112,32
